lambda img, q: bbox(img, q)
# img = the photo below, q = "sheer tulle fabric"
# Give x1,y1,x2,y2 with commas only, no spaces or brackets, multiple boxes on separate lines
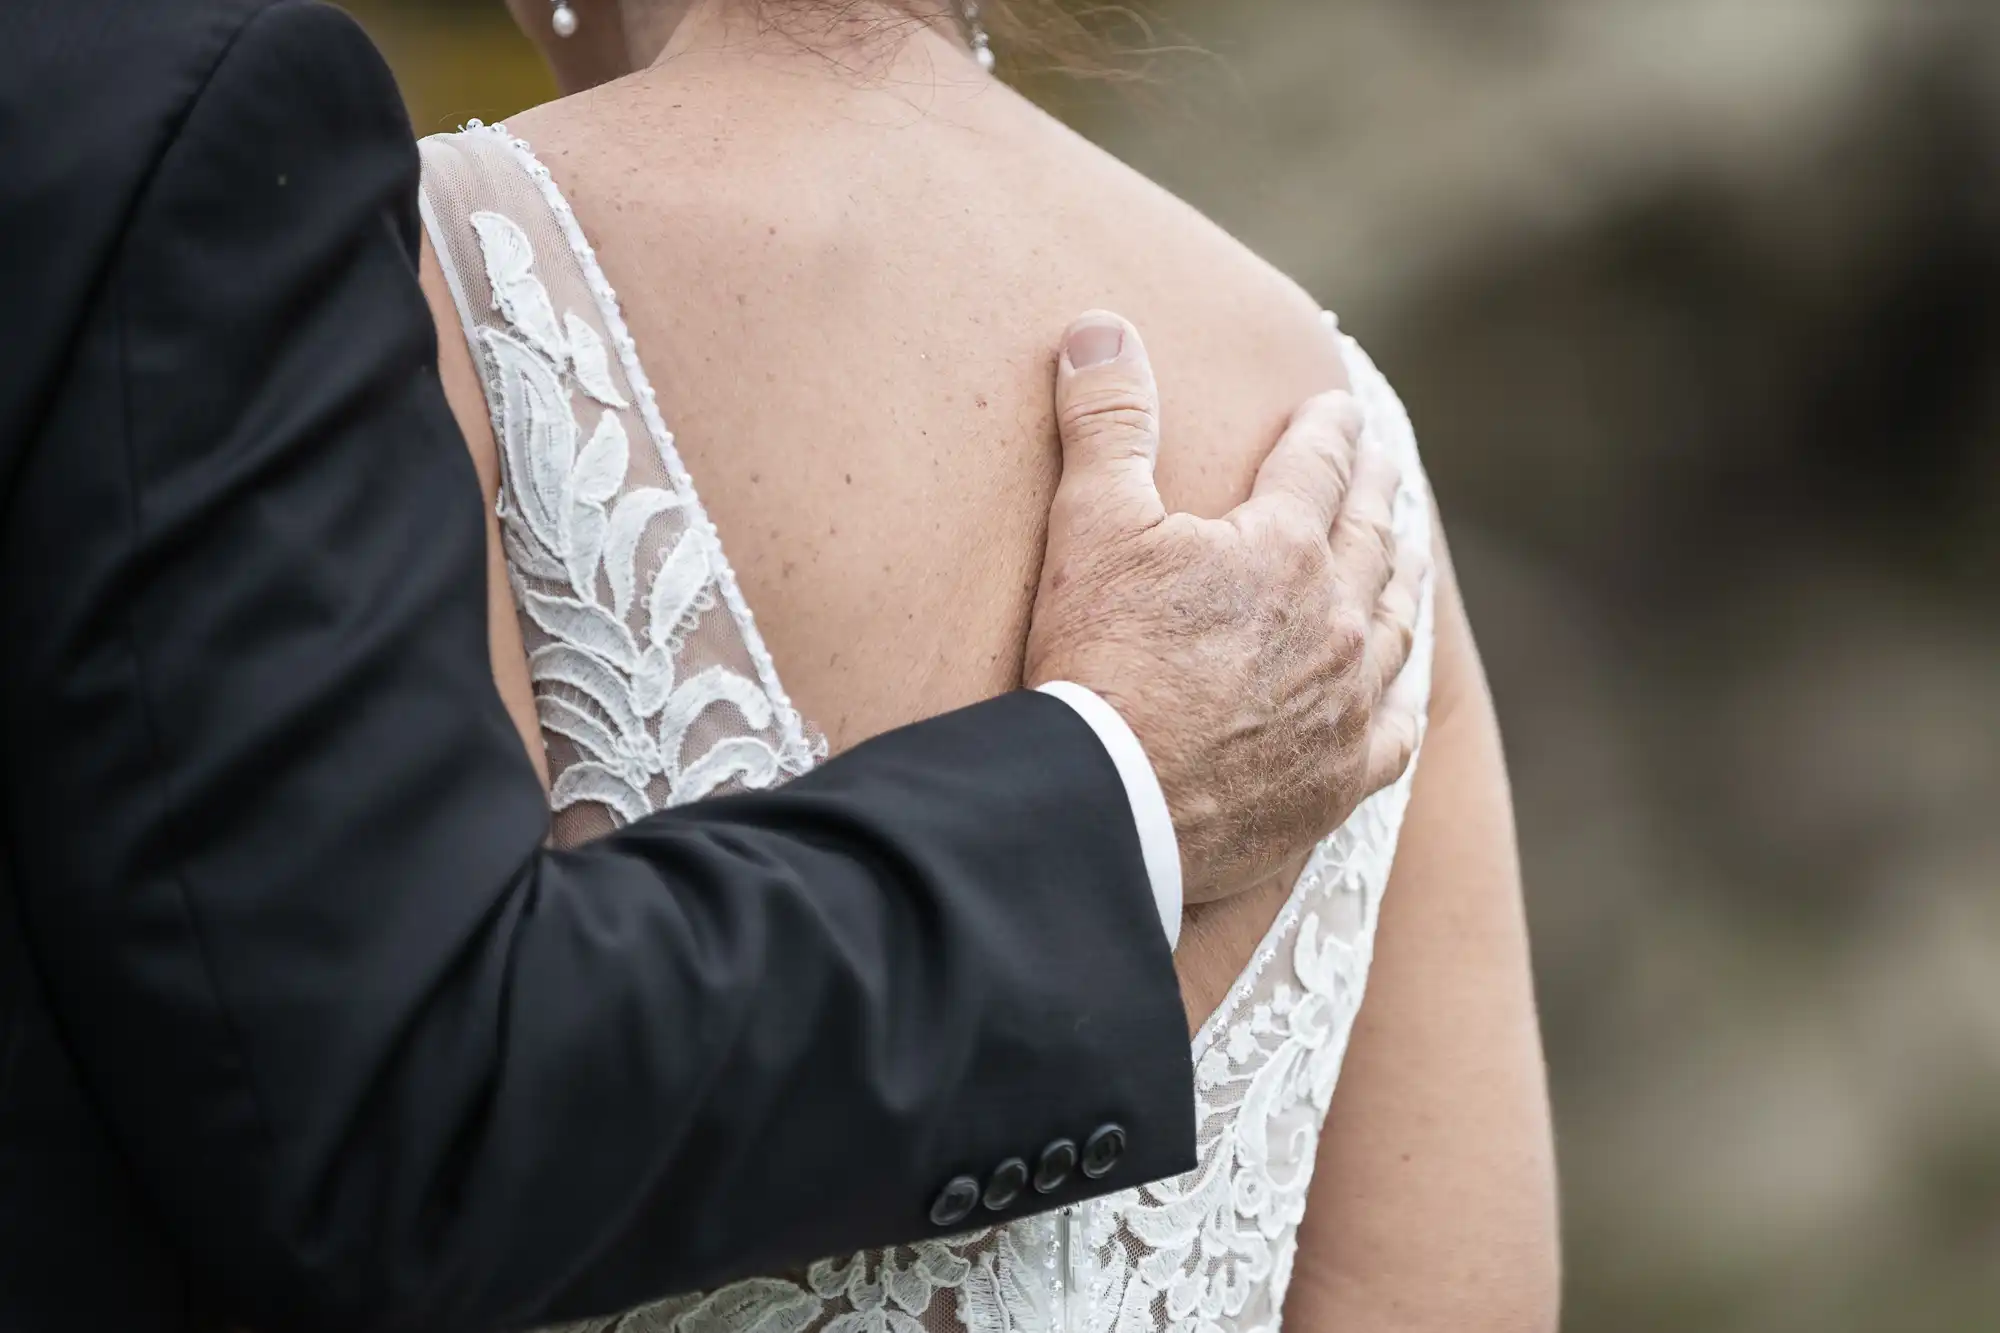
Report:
419,123,1435,1333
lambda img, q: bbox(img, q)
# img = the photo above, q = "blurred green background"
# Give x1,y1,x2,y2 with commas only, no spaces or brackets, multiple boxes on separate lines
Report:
341,2,2000,1329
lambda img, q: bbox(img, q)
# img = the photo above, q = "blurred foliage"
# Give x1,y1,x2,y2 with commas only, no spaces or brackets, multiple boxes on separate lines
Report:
341,0,552,132
341,2,2000,1329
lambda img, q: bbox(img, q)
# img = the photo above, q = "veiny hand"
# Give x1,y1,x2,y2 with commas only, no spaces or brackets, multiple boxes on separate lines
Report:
1025,311,1429,903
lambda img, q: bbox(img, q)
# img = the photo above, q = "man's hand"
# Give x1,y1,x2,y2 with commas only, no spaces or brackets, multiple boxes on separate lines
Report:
1025,312,1428,903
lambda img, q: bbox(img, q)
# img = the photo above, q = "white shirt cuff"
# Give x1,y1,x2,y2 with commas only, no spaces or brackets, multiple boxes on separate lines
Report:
1034,681,1183,952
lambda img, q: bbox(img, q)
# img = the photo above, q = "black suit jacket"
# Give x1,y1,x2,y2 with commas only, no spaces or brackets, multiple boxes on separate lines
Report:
0,2,1194,1330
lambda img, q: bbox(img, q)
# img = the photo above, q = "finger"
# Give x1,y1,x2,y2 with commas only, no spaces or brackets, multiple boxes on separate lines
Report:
1362,672,1425,795
1050,310,1167,535
1327,434,1401,608
1236,390,1366,539
1367,531,1429,700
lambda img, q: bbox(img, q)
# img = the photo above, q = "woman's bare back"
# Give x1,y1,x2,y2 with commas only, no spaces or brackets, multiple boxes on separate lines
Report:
418,14,1554,1328
496,30,1353,1025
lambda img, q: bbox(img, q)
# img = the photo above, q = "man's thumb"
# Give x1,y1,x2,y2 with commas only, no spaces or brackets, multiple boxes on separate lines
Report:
1052,311,1167,532
1056,308,1168,506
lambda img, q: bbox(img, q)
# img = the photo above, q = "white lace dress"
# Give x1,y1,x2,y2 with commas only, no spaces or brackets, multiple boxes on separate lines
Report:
418,121,1436,1333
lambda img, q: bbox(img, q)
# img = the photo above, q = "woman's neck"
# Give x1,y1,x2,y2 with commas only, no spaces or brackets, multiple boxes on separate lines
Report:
537,0,974,97
636,0,965,77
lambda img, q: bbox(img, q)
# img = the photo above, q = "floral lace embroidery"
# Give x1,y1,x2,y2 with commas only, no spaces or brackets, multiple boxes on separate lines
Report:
552,1227,1061,1333
449,126,821,828
420,126,1433,1333
1075,779,1422,1333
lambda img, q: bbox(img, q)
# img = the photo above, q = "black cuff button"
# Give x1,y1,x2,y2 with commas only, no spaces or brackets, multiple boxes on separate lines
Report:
930,1175,982,1228
1033,1138,1078,1194
983,1158,1030,1211
1081,1124,1127,1179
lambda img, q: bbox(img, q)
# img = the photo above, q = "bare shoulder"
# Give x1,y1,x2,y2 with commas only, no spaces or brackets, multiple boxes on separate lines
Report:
1002,100,1355,515
983,110,1375,1026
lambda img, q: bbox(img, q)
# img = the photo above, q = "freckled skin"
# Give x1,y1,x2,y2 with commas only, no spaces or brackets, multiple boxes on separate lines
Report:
503,55,1346,1021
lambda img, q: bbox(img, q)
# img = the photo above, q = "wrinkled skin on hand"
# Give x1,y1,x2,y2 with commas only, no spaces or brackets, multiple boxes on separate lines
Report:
1025,313,1425,903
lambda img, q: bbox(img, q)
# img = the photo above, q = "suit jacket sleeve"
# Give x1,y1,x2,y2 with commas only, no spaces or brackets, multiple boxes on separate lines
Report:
0,3,1194,1330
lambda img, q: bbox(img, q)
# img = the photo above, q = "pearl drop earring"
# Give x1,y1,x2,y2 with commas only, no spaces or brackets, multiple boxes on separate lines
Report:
552,1,579,38
960,1,995,71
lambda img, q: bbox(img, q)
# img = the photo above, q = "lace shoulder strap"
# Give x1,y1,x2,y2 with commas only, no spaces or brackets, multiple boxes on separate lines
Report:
419,123,822,846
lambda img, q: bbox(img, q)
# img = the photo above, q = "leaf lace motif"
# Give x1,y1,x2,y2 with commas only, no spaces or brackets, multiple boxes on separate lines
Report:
1073,795,1414,1333
466,202,819,823
550,1223,1065,1333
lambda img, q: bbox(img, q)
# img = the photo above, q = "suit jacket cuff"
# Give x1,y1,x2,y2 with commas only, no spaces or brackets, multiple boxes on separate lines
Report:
1034,682,1183,950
